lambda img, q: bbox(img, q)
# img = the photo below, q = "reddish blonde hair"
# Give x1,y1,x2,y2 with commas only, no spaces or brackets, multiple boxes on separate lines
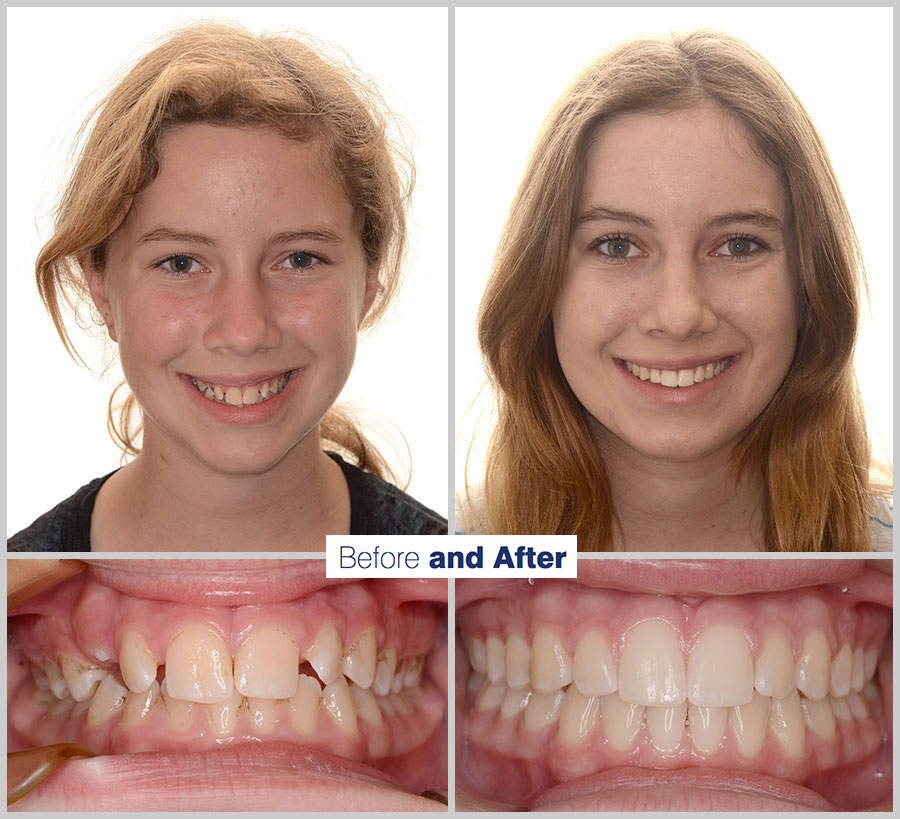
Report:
472,30,874,551
36,22,413,472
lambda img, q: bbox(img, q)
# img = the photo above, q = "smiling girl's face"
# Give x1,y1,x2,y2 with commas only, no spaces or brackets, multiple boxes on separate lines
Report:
553,105,799,466
88,123,376,476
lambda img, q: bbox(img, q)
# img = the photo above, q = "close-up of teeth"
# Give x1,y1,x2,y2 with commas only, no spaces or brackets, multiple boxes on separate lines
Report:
189,373,291,407
456,561,893,811
623,358,731,387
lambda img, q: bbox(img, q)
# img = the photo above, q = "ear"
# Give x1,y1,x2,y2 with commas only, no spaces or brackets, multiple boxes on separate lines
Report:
359,261,381,324
83,256,118,343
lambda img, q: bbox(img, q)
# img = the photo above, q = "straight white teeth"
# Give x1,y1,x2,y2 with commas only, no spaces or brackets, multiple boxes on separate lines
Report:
190,373,290,407
624,357,730,387
463,622,884,760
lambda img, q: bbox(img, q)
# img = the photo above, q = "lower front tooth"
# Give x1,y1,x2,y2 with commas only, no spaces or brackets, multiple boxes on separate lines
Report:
830,695,852,721
600,692,644,751
769,690,805,757
847,692,868,719
322,676,359,735
500,686,532,719
86,675,129,727
288,674,322,735
688,704,727,754
475,679,505,711
208,688,244,737
523,689,565,732
60,654,109,702
350,682,384,726
647,702,686,752
247,697,277,733
160,679,195,732
121,680,161,727
729,690,770,757
802,696,836,739
557,687,599,744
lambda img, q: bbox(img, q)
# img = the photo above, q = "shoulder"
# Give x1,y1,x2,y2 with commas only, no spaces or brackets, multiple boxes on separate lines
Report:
330,453,447,535
868,493,893,552
7,474,114,552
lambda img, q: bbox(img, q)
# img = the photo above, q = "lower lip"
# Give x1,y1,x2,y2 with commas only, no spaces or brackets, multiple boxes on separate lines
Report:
529,767,838,811
618,359,736,406
10,744,435,811
180,371,302,425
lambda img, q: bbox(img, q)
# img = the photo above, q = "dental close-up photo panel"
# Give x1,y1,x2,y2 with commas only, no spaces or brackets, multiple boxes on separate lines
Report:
7,7,448,551
455,7,892,553
7,558,449,810
456,558,891,810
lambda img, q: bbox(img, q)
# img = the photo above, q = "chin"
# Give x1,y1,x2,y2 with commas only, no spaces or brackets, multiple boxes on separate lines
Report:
457,559,892,811
8,560,448,811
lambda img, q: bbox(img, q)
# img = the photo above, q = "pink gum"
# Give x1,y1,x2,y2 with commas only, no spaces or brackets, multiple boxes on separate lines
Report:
457,581,890,659
11,574,440,668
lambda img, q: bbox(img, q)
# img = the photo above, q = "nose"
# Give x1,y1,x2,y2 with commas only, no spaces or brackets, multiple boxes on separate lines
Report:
637,256,718,339
203,272,282,355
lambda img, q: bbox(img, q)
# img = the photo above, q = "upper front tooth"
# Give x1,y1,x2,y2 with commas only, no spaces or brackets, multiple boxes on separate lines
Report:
704,362,714,378
43,660,69,700
754,630,794,698
464,635,487,675
372,645,398,696
529,629,573,693
60,654,109,702
242,386,259,404
573,630,617,697
863,646,879,682
305,622,342,685
224,387,243,406
850,646,866,692
618,620,685,705
693,365,705,383
486,634,506,683
688,624,753,706
505,635,531,688
795,629,830,700
164,624,234,704
119,631,158,693
342,627,377,689
235,625,300,699
650,369,662,383
830,643,852,697
677,369,694,387
86,675,129,727
660,370,678,387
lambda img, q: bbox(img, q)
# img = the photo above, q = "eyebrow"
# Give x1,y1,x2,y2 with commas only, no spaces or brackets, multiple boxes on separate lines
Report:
574,205,784,232
137,226,345,246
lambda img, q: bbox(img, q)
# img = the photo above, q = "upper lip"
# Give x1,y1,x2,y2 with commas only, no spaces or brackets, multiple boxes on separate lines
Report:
456,559,892,608
618,355,735,370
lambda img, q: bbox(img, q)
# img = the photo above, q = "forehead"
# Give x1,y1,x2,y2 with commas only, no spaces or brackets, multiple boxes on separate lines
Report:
579,105,787,222
127,123,355,233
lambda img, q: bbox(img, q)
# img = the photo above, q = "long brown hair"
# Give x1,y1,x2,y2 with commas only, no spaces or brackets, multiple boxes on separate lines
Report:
472,30,874,551
36,21,413,474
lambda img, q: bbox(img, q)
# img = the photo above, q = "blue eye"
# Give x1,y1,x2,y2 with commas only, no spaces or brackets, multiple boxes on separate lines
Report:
714,236,764,258
592,234,642,261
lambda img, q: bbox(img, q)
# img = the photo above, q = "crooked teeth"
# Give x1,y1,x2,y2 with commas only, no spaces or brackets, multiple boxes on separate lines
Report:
60,654,109,702
191,373,289,407
624,358,730,387
119,631,158,694
342,627,378,689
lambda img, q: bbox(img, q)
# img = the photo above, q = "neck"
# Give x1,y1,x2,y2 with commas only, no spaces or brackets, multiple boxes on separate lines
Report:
92,427,349,552
597,429,765,552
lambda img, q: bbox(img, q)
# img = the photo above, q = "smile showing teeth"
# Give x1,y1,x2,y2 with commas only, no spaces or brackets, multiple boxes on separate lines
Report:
188,372,291,407
623,357,731,387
